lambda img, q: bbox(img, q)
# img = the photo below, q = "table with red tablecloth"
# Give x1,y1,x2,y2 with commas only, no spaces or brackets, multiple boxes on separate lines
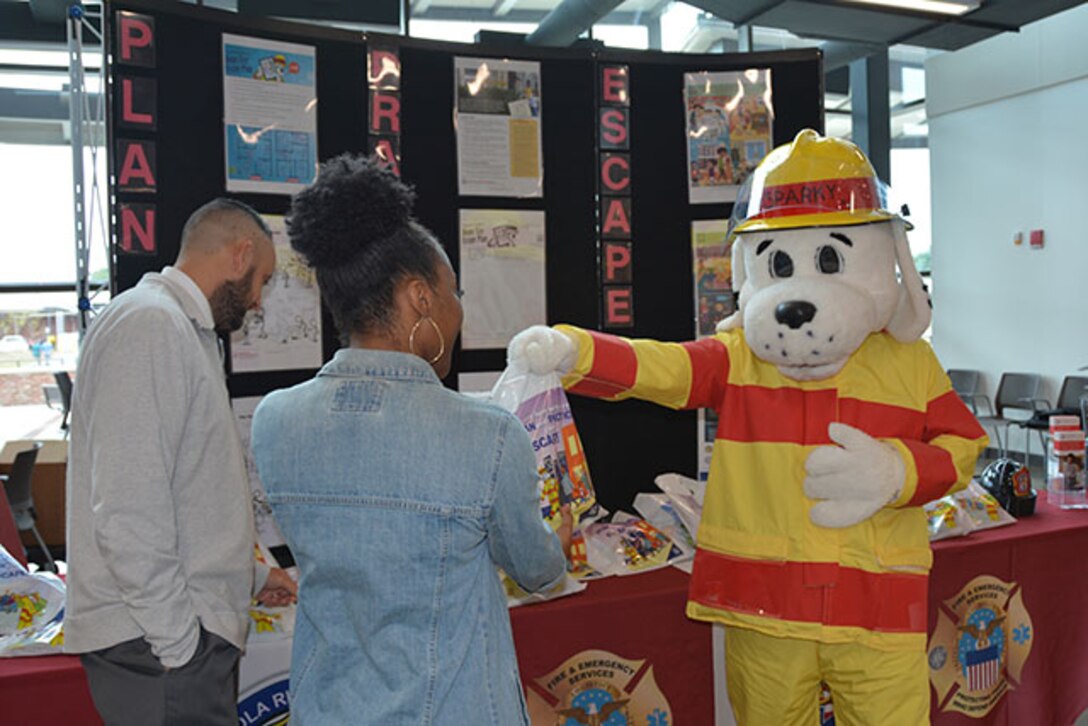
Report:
509,565,715,724
3,496,1088,725
927,493,1088,725
0,652,101,725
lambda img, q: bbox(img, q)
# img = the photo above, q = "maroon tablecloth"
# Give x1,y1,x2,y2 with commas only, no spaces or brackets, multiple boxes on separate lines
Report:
929,494,1088,725
3,499,1086,725
510,566,714,724
0,652,102,725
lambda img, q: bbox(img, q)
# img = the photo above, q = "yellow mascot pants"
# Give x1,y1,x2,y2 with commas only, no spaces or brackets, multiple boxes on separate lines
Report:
724,626,929,726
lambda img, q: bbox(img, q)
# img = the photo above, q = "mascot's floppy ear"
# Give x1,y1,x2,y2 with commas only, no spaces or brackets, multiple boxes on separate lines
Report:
715,236,747,332
885,219,931,342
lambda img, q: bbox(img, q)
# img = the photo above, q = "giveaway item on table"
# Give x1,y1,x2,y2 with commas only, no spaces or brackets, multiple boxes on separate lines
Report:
952,481,1016,532
652,472,705,541
923,496,972,541
247,604,295,639
501,567,587,608
1047,425,1087,510
632,492,697,561
583,517,684,577
0,546,65,657
979,458,1037,516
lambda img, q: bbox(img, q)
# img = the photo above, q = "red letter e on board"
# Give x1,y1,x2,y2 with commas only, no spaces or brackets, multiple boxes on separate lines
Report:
604,287,633,327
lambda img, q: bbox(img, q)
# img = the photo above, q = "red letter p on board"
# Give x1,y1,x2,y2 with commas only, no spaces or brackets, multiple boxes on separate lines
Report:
117,12,156,68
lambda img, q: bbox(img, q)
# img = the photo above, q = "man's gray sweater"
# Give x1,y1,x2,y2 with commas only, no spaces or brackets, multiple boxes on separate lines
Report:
64,271,268,668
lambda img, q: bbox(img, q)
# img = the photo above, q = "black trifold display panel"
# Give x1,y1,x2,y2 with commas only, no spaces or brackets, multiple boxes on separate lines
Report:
107,0,823,513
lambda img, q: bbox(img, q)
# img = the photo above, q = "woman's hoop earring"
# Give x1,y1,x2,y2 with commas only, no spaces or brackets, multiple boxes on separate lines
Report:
408,316,445,365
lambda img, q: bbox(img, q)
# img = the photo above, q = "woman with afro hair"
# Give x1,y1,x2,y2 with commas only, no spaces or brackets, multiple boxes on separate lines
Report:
251,154,571,725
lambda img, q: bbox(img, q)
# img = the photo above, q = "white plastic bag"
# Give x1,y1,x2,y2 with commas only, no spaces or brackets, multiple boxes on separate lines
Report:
653,472,705,541
0,546,65,657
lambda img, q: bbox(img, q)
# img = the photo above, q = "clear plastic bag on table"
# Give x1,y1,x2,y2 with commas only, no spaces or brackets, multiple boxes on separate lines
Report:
583,516,684,577
923,496,972,541
952,481,1016,532
0,546,65,657
653,473,705,540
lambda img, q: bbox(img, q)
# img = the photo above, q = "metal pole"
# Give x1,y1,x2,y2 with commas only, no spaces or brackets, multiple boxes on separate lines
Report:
67,5,90,339
66,3,106,340
849,48,891,183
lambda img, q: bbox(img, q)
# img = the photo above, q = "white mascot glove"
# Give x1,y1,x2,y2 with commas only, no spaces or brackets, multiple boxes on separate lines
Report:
803,423,905,529
507,325,577,376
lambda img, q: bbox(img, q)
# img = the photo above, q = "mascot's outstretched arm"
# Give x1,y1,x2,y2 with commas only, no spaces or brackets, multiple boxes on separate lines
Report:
509,325,730,412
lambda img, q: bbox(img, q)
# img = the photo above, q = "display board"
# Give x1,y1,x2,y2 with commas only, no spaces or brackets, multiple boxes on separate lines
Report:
106,0,823,514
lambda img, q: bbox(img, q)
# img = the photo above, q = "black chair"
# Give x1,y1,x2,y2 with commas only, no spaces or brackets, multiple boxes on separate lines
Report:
947,369,984,413
1016,375,1088,462
53,370,73,435
0,443,56,572
974,373,1048,458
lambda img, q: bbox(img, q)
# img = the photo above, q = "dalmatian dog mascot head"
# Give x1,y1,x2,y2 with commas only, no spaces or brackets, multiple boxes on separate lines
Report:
717,129,931,381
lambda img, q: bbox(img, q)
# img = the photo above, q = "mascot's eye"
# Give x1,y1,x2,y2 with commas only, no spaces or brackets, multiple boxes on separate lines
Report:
770,250,793,278
817,246,842,274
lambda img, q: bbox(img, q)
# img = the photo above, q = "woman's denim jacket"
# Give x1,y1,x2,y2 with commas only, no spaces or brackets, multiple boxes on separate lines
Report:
251,349,567,725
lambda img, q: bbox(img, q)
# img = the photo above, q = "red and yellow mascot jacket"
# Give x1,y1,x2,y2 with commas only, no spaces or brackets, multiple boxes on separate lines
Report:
557,325,988,652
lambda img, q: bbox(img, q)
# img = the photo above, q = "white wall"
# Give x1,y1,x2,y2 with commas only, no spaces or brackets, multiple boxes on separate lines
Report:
926,3,1088,452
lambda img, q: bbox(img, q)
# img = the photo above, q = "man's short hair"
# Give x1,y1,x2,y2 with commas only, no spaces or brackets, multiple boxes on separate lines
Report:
181,198,272,252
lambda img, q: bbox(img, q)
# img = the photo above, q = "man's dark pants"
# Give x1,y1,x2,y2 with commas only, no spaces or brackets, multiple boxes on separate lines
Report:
80,628,240,725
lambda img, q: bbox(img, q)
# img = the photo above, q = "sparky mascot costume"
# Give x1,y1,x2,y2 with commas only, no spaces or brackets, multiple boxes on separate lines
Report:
509,130,988,725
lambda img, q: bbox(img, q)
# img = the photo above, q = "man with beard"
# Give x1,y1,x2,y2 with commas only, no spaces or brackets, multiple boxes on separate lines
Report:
64,198,297,725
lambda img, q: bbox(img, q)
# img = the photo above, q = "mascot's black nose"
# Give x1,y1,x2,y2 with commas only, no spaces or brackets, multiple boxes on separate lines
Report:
775,300,817,329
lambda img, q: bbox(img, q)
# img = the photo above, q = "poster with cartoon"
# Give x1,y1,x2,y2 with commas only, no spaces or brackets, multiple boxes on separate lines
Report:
231,215,322,373
692,219,733,337
454,57,543,198
231,396,287,553
459,208,546,349
684,69,773,204
223,33,317,194
692,219,732,479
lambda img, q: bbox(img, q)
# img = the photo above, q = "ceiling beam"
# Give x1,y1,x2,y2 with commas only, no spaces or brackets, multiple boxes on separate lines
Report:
493,0,519,18
805,0,1019,31
525,0,626,46
821,40,886,71
0,2,66,44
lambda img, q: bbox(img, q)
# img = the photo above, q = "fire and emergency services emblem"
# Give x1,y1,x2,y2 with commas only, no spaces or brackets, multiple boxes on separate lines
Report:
928,574,1032,718
526,649,671,725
